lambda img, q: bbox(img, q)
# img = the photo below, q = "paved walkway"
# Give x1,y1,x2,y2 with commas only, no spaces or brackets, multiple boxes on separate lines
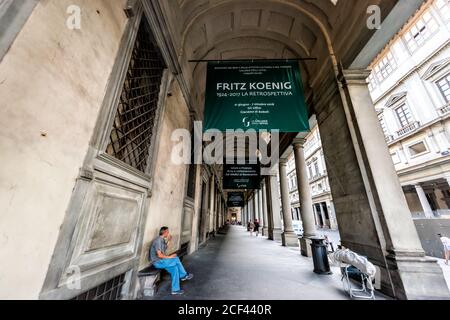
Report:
150,226,389,300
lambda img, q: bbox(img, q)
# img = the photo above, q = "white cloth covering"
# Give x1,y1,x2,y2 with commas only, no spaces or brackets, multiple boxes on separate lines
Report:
330,249,377,278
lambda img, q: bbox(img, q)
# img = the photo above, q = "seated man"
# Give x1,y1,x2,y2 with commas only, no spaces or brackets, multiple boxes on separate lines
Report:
149,226,193,295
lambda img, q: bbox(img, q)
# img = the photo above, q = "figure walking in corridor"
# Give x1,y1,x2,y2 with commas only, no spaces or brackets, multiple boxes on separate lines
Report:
438,234,450,265
249,220,255,236
150,227,194,295
254,219,260,237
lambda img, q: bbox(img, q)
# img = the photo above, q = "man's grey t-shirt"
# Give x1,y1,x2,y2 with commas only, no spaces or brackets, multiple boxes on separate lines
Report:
150,237,167,264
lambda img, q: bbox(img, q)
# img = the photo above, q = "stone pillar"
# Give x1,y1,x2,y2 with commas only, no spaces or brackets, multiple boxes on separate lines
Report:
251,192,258,222
336,68,449,299
319,203,328,228
209,175,215,233
414,184,434,219
262,182,269,236
279,158,299,247
312,204,318,227
293,138,318,256
267,172,282,241
258,188,264,235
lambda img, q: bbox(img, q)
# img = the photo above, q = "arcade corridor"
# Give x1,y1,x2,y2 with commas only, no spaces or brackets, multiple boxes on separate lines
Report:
2,0,450,301
149,226,388,300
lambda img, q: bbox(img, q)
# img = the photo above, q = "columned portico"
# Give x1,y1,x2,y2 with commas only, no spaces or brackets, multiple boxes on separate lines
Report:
293,138,318,257
414,184,434,219
333,68,450,299
279,158,299,247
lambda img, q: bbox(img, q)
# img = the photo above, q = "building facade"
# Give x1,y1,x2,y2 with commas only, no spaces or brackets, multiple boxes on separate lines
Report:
368,0,450,219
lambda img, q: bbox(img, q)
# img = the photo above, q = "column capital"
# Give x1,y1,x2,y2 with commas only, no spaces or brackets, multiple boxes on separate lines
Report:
339,68,371,86
293,138,307,148
265,170,278,177
279,158,289,166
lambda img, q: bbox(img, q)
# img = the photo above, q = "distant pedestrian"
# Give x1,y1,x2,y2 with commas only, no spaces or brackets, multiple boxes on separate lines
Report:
438,233,450,265
254,219,260,237
249,220,255,236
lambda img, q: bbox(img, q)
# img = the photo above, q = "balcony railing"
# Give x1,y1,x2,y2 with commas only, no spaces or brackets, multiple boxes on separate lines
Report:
385,135,394,144
438,102,450,116
396,121,420,138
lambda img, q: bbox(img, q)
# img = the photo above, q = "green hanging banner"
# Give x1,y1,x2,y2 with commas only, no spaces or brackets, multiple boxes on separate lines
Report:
203,61,310,132
227,192,245,208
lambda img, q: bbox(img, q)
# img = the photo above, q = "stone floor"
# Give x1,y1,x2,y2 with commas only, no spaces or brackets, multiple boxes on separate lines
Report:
149,226,389,300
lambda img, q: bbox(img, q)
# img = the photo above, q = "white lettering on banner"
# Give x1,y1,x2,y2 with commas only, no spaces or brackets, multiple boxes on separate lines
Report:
217,82,292,91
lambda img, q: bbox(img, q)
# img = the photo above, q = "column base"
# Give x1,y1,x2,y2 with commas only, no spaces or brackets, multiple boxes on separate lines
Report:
384,251,450,300
299,237,313,257
262,227,269,237
273,228,282,242
282,231,299,247
267,228,274,240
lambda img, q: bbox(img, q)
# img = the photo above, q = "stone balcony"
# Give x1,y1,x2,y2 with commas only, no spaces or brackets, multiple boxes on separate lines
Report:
438,102,450,116
385,134,395,143
396,121,421,138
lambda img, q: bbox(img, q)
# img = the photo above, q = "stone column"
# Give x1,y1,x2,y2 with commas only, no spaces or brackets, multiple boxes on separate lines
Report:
258,188,264,235
209,175,215,233
262,182,269,236
279,158,299,247
267,172,282,241
414,184,434,219
293,138,318,256
252,192,258,222
338,68,449,299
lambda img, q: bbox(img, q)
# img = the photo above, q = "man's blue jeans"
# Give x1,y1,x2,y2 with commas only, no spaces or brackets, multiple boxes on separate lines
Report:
153,257,187,292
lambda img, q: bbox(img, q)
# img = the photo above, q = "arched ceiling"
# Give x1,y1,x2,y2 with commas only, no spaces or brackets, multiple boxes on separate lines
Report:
154,0,399,197
159,0,395,118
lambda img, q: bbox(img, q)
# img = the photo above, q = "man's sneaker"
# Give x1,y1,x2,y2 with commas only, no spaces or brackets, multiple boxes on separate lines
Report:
171,290,185,295
181,273,194,281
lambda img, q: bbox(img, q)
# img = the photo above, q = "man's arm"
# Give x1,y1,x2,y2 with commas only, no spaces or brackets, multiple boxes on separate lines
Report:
157,250,176,259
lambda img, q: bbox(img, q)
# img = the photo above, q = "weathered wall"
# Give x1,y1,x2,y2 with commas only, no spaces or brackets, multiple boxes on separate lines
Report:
0,0,127,299
138,79,191,268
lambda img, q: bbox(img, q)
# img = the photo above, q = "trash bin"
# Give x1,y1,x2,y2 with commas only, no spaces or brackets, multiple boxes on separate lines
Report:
310,237,332,275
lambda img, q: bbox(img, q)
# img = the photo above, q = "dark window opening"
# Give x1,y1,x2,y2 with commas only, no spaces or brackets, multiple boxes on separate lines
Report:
106,17,165,173
71,273,126,300
186,132,197,198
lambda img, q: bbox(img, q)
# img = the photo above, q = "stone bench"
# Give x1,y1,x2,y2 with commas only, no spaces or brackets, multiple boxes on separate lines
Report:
136,242,189,299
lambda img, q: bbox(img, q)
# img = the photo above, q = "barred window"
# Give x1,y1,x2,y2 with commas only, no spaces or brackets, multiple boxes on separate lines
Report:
106,17,165,173
72,273,126,300
186,132,197,198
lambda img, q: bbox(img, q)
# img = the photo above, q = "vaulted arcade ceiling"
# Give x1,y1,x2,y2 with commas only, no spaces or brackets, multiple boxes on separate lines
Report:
157,0,398,118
